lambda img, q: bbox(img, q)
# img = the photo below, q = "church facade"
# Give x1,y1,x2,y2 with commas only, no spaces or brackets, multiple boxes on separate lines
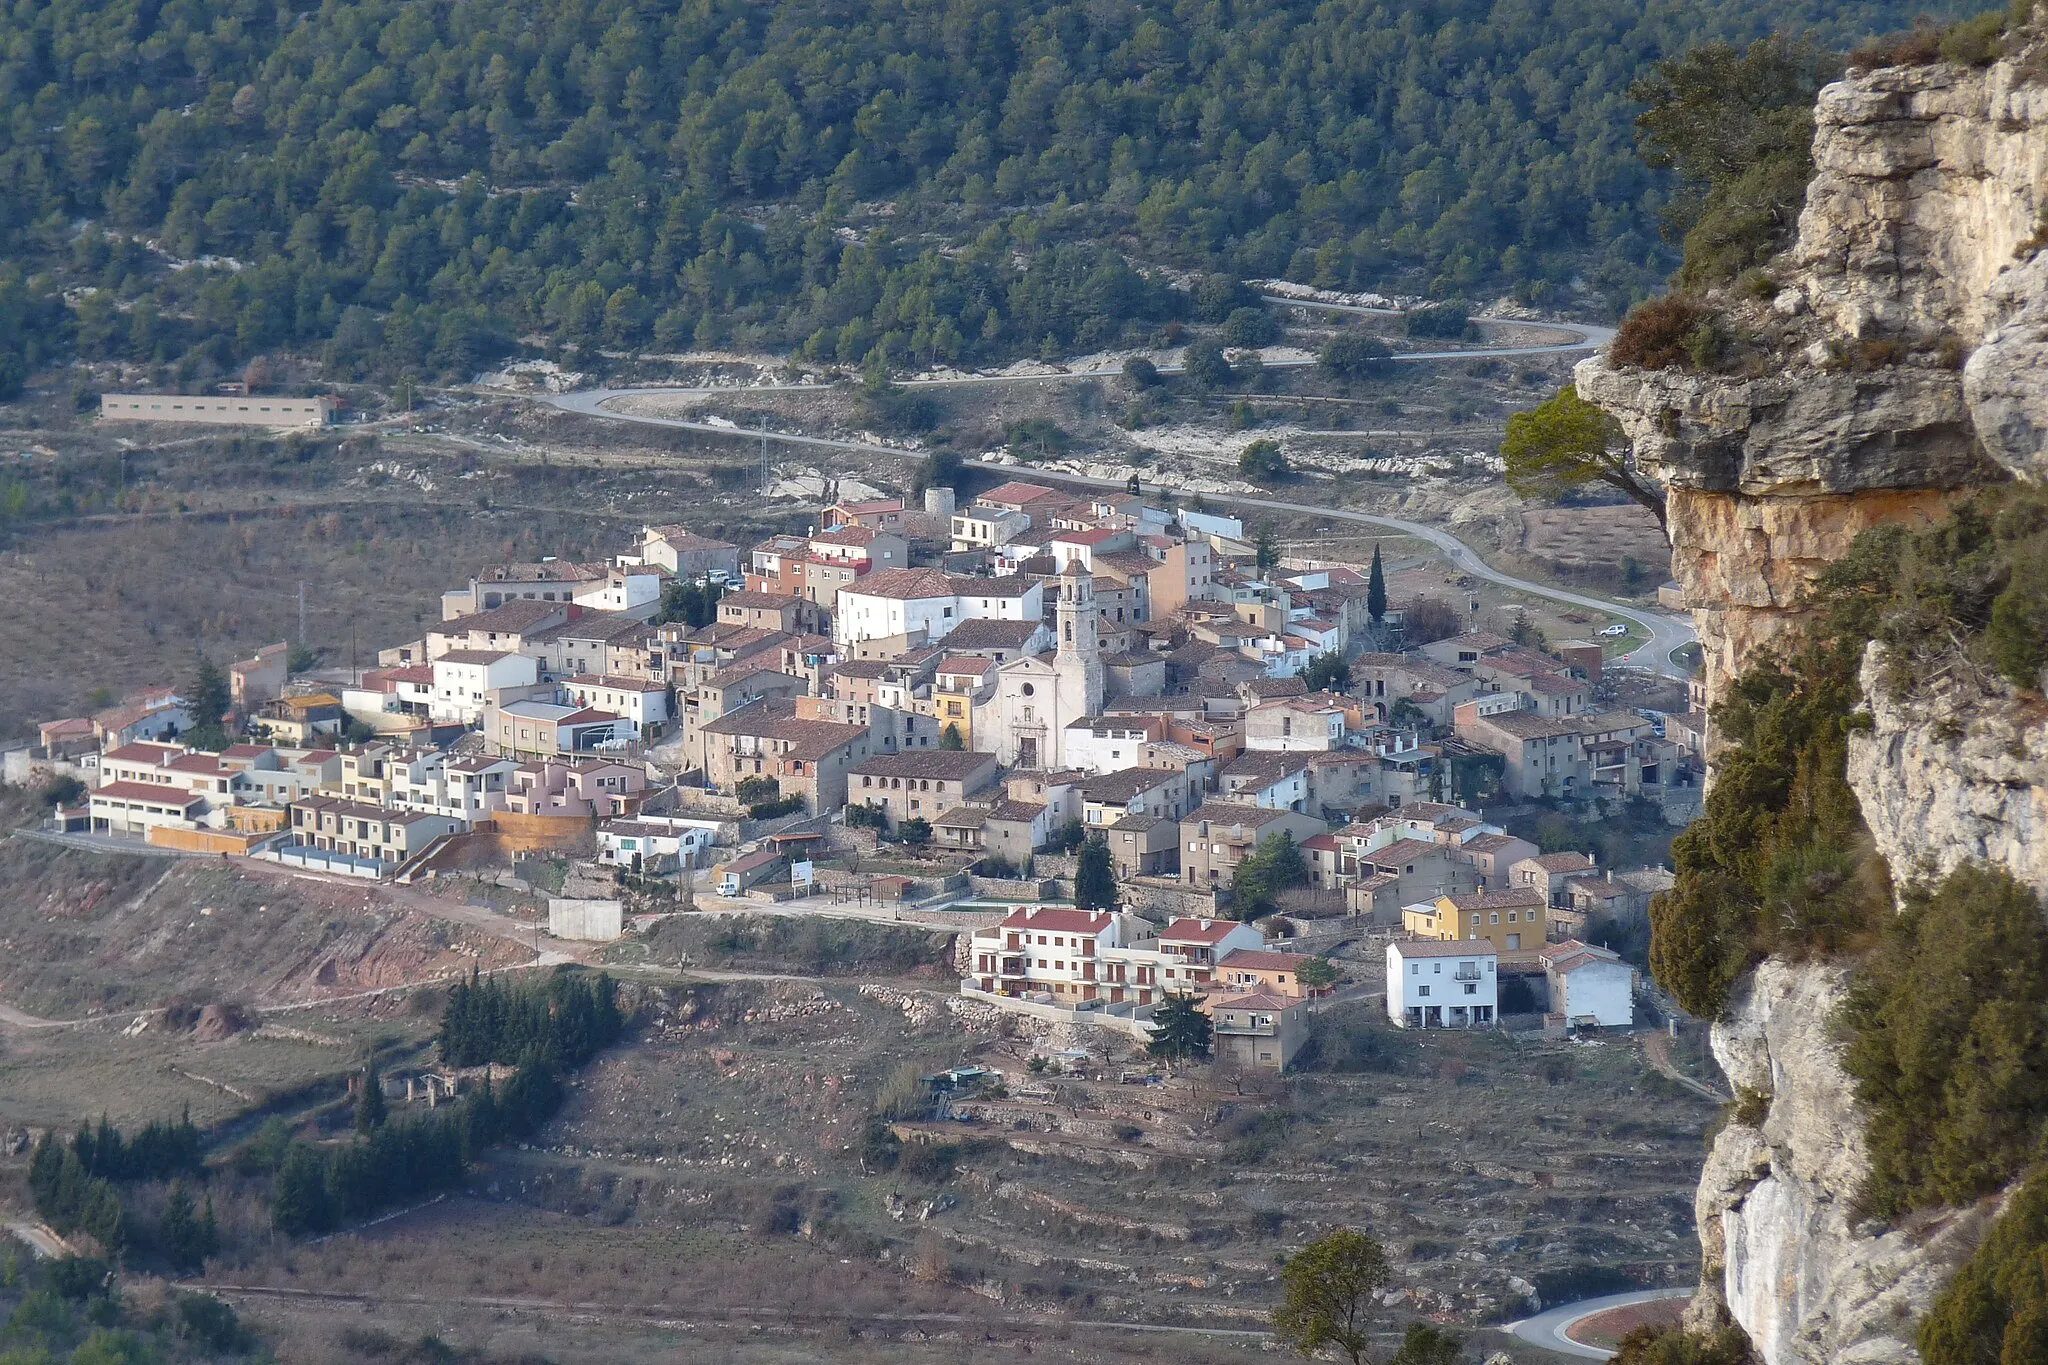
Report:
974,558,1106,770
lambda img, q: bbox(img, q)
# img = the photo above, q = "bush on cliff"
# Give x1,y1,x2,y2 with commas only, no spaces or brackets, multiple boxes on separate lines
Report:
1839,864,2048,1220
1919,1166,2048,1365
1650,485,2048,1021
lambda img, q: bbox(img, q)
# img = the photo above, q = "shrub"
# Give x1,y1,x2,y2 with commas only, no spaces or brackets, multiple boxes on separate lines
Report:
1221,306,1278,348
1939,10,2010,66
735,777,781,804
1610,296,1707,371
1838,864,2048,1220
1319,330,1394,380
1919,1167,2048,1365
1611,1325,1756,1365
1651,485,2048,1020
1181,337,1233,389
1404,301,1469,339
1121,355,1161,388
1238,439,1289,482
1005,417,1070,460
1848,22,1942,73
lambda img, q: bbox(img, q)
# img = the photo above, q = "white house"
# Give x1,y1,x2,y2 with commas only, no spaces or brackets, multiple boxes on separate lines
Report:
564,674,672,737
1387,939,1497,1030
1061,716,1160,775
1541,940,1636,1027
834,568,1043,648
572,567,666,618
429,650,540,724
597,815,721,872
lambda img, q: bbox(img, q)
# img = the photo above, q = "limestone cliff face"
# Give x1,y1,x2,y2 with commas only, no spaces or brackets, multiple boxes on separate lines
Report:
1577,54,2048,706
1691,962,1997,1365
1848,645,2048,893
1579,43,2048,1365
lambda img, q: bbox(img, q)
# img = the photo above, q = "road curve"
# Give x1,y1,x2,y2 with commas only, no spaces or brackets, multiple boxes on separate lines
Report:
1009,466,1696,679
542,305,1693,678
1508,1287,1694,1359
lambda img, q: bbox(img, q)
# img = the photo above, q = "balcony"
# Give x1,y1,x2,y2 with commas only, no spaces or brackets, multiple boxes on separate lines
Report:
1453,968,1483,982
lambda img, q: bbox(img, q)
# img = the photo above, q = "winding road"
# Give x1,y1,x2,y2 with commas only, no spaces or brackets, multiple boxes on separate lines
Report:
1509,1287,1695,1359
540,306,1694,677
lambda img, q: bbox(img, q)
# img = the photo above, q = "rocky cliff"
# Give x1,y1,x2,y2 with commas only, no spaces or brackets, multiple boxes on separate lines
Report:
1578,53,2048,707
1579,40,2048,1365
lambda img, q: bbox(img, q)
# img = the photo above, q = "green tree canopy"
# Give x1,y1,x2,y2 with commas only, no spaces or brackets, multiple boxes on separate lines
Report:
1630,35,1842,287
1299,652,1352,693
1320,331,1395,381
1272,1228,1391,1365
1234,830,1310,919
1367,544,1388,623
1074,833,1118,912
1503,386,1667,529
1239,439,1290,482
1147,994,1212,1063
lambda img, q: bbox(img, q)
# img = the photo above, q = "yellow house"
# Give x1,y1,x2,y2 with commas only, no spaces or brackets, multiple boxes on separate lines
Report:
1402,888,1548,953
931,656,994,749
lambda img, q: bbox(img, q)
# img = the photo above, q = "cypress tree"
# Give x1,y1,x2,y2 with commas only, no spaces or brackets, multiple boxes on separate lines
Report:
1367,543,1387,624
356,1056,387,1133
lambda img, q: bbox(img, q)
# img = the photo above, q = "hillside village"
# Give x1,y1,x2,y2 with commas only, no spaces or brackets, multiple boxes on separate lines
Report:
14,473,1696,1066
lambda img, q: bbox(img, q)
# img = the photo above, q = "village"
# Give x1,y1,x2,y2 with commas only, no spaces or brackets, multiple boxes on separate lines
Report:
12,470,1701,1073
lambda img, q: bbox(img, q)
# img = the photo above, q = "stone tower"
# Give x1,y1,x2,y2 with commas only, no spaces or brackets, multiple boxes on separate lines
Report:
1054,555,1105,726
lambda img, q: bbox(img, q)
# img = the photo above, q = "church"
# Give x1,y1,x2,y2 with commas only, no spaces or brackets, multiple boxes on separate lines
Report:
974,557,1105,770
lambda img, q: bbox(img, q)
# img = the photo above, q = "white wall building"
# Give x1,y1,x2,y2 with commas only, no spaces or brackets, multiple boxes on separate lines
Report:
564,674,672,736
429,650,540,724
1387,939,1497,1029
1541,941,1636,1027
833,569,1044,648
572,568,665,618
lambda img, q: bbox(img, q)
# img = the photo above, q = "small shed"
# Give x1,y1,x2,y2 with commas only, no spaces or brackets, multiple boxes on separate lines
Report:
869,873,915,903
718,847,787,896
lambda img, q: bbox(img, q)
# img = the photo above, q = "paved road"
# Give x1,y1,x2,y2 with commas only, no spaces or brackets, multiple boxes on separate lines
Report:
3,1221,72,1260
1012,465,1696,677
1509,1287,1695,1359
541,311,1693,678
541,304,1614,431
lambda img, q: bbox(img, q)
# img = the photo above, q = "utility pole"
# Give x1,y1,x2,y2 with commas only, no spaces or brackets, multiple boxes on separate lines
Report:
297,581,306,646
759,420,770,495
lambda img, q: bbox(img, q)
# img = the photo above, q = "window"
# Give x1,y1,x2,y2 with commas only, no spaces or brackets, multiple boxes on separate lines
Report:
1418,985,1431,997
1433,962,1441,974
1490,912,1499,924
1409,963,1418,975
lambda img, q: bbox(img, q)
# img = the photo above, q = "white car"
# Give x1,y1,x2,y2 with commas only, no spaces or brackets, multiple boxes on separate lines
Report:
1599,623,1631,637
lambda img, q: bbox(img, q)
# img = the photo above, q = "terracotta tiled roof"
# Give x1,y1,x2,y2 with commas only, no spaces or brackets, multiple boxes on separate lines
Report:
998,906,1112,934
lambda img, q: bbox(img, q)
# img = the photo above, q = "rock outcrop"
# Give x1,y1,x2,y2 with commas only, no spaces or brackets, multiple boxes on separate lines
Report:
1691,961,1997,1365
1578,52,2048,708
1848,645,2048,894
1581,39,2048,1365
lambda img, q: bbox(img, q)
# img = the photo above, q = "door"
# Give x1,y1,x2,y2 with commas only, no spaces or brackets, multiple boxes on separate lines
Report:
1018,736,1038,769
1507,933,1520,950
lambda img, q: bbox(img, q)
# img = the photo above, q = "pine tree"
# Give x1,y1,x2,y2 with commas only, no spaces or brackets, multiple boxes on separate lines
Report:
1074,834,1117,912
188,653,230,731
1367,544,1387,624
272,1145,332,1236
161,1180,201,1273
1147,994,1213,1063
